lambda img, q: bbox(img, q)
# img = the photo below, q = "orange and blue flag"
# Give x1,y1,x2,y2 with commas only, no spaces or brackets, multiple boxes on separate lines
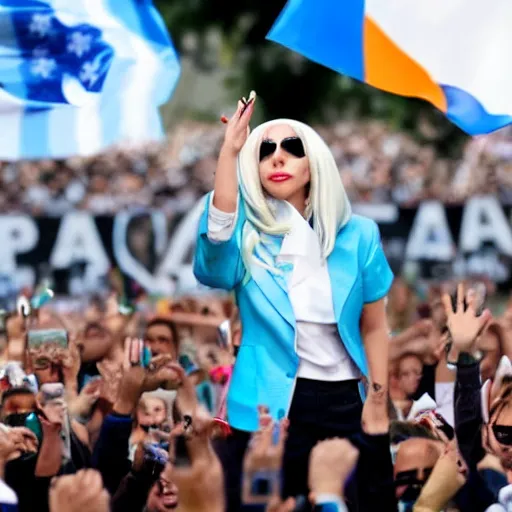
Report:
267,0,512,135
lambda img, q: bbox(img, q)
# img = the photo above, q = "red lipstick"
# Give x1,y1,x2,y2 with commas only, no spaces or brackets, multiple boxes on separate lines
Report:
269,172,292,182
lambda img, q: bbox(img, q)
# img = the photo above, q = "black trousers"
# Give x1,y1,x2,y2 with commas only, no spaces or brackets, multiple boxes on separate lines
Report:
214,378,397,512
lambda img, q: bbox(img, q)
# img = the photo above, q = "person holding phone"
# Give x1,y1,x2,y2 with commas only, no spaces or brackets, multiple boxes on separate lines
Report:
193,92,394,510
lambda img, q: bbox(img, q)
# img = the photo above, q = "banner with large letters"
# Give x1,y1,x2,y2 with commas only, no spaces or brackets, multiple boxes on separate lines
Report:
0,195,511,299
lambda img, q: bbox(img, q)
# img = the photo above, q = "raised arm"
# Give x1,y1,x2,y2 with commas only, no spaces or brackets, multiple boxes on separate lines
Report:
193,93,256,291
213,92,256,213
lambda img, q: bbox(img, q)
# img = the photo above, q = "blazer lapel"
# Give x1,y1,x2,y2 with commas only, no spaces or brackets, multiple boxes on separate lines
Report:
251,264,296,328
251,238,295,328
327,228,360,321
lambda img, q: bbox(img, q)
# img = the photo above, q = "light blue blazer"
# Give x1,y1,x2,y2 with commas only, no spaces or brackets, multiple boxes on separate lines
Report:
193,194,394,432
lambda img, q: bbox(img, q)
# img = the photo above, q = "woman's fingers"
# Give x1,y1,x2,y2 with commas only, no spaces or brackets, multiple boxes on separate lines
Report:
456,283,465,313
441,293,453,316
466,289,476,312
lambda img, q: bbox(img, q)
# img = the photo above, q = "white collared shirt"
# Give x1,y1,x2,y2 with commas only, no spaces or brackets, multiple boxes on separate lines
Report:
207,197,360,382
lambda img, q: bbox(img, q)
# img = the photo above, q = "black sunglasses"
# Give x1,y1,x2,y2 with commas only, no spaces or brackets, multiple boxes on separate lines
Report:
492,424,512,446
259,137,306,162
394,467,433,488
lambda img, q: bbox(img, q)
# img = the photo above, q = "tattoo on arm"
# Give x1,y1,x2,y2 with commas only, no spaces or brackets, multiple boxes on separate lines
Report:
372,383,383,393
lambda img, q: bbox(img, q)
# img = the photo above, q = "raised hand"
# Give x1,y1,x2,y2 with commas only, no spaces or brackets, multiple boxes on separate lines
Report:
308,439,359,502
49,469,110,512
442,282,492,355
222,91,256,156
0,426,38,463
414,441,468,511
242,406,288,505
169,407,224,512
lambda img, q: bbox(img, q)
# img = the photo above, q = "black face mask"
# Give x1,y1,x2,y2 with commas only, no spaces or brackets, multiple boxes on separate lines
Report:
140,424,160,433
4,412,30,428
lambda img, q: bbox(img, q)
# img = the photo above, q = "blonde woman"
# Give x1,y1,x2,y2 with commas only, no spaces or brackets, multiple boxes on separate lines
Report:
194,93,394,510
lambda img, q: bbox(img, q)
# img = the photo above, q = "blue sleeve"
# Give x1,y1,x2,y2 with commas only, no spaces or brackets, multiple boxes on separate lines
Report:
193,192,247,290
92,413,133,495
362,220,393,304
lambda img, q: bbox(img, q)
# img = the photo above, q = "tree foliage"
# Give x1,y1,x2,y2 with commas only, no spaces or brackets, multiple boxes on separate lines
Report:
155,0,468,156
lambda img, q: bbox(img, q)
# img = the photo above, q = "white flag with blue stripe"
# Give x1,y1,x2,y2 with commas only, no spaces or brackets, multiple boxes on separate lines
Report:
0,0,180,160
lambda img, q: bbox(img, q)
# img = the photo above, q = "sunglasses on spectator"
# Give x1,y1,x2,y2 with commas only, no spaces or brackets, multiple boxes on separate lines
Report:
259,137,306,162
394,467,434,488
492,424,512,446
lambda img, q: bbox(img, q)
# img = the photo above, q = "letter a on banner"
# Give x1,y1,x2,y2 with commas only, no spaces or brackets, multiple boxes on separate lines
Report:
460,196,512,256
405,201,455,260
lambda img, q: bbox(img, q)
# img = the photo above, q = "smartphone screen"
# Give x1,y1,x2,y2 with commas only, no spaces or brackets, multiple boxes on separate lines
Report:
24,412,43,443
217,320,231,350
243,470,280,505
27,329,68,350
40,383,65,403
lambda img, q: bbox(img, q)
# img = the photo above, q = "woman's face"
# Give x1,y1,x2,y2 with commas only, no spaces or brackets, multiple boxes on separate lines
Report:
258,125,310,206
486,403,512,469
398,355,423,397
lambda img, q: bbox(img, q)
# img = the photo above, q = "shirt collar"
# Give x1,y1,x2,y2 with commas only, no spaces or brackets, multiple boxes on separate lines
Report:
277,201,320,260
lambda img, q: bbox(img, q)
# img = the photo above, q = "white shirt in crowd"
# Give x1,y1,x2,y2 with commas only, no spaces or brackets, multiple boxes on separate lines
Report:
207,196,360,382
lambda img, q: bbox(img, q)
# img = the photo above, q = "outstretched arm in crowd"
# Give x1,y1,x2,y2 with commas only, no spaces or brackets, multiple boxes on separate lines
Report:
414,441,467,512
444,285,492,468
93,341,185,495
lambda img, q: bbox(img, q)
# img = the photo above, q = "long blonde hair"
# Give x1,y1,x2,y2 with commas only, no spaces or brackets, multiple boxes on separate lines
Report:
237,119,351,271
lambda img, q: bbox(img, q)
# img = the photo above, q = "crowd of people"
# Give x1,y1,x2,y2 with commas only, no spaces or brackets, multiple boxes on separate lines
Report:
0,278,509,511
1,120,512,217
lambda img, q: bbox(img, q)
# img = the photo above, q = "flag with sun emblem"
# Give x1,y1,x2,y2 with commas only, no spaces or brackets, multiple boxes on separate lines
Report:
0,0,180,160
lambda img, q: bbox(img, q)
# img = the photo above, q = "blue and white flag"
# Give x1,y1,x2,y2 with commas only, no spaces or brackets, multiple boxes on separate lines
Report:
0,0,180,160
268,0,512,136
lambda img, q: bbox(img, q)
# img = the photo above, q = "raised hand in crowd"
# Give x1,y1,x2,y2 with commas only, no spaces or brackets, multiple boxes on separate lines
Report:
169,406,224,512
0,426,38,477
4,311,28,364
49,469,110,512
308,438,359,508
112,338,184,417
35,386,68,477
68,377,102,420
242,406,288,505
389,318,446,366
61,336,81,395
413,441,468,512
97,357,124,405
443,283,492,363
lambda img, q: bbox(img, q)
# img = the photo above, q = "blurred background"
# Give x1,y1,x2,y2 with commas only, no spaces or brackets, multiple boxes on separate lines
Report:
0,0,511,314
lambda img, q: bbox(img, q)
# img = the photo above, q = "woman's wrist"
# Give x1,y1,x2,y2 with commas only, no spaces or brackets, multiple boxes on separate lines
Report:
445,342,482,367
219,143,239,159
367,381,387,396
